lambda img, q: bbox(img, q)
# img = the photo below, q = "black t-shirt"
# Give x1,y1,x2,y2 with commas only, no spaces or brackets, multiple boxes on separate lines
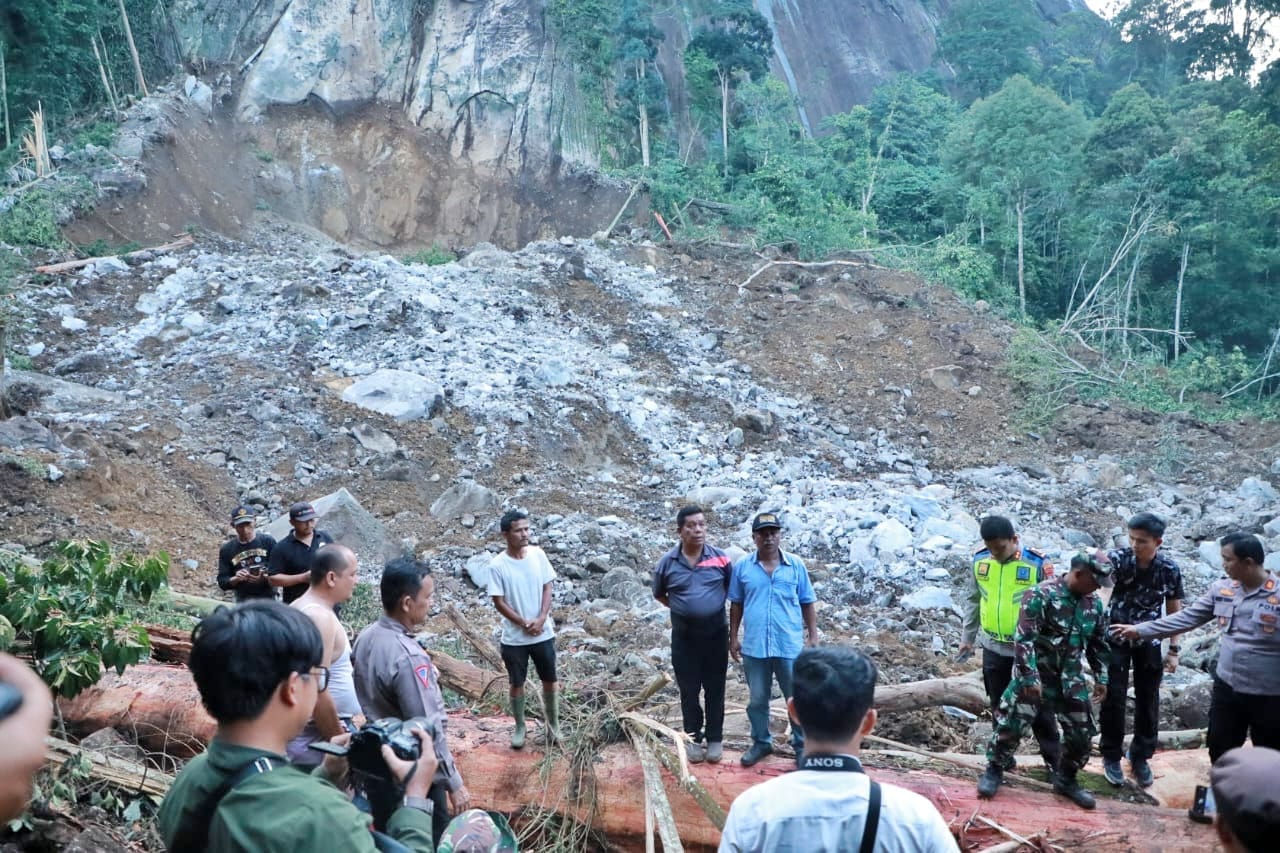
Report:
1106,548,1185,646
268,530,334,604
217,534,277,602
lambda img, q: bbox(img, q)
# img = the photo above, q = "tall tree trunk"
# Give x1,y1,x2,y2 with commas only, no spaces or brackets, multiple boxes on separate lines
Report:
1016,192,1027,316
1173,241,1189,361
91,35,122,119
719,70,729,179
0,44,8,149
117,0,150,97
636,60,651,169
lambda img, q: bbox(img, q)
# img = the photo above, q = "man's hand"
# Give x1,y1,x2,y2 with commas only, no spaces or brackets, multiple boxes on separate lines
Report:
1092,682,1108,702
231,568,251,586
1109,624,1140,642
0,654,53,823
524,617,545,636
1164,652,1179,674
385,728,439,800
319,732,353,787
1020,682,1042,702
448,784,472,813
804,628,819,648
729,636,741,663
957,642,973,657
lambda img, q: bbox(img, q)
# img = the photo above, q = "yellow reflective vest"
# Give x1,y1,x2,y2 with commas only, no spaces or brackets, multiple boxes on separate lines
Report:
973,547,1051,642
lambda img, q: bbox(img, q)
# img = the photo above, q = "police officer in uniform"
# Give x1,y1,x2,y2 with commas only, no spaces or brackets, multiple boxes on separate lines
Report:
1112,531,1280,763
960,516,1062,773
979,552,1112,810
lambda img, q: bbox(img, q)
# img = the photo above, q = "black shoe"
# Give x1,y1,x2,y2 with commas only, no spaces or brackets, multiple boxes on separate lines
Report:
740,742,773,767
1129,754,1154,788
1103,759,1124,787
977,765,1003,799
1055,775,1097,810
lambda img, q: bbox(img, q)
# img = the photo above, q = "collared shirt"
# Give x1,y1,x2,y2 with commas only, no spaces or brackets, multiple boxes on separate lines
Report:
157,739,434,852
1106,548,1184,647
653,543,732,618
961,546,1052,657
267,530,334,604
718,756,959,853
729,550,816,660
1136,572,1280,695
352,615,464,791
1014,576,1110,687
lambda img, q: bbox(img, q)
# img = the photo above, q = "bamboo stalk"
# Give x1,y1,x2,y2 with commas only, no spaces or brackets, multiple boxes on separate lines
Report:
630,732,684,853
22,105,52,177
117,0,149,97
91,35,122,119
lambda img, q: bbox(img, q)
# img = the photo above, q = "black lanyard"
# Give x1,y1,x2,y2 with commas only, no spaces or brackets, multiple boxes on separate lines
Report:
797,754,881,853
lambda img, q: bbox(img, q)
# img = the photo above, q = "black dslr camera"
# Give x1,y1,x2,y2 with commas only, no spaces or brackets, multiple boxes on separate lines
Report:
311,717,437,829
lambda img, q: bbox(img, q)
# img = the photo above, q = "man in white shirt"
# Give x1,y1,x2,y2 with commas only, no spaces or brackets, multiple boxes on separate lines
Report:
486,509,558,749
719,646,959,853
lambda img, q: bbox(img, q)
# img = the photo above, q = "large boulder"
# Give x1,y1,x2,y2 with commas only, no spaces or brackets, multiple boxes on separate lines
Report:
341,369,443,421
430,479,499,521
1170,680,1213,729
264,488,391,568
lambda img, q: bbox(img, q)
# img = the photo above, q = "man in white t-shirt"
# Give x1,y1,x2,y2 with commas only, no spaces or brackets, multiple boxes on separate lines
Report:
486,509,559,749
720,646,959,853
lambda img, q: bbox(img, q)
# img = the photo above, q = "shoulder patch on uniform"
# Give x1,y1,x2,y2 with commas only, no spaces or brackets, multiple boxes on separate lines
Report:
976,562,990,577
974,547,991,558
415,663,433,689
1016,565,1032,582
1265,578,1277,591
1220,585,1236,596
1025,547,1046,558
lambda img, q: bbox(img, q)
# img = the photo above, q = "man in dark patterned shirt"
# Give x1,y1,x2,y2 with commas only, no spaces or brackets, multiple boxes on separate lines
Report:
1100,512,1184,788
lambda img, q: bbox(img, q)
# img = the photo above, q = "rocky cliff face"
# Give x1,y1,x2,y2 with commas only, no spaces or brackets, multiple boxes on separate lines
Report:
169,0,1091,170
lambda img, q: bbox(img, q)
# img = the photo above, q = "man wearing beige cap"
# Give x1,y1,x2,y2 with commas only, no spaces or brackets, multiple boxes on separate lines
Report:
1210,746,1280,850
269,501,335,604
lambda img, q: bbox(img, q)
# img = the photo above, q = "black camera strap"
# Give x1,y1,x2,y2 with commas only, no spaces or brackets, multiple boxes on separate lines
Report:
797,753,881,853
170,755,282,852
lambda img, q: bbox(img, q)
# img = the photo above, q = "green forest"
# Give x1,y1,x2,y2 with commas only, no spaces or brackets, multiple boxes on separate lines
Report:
3,0,1280,415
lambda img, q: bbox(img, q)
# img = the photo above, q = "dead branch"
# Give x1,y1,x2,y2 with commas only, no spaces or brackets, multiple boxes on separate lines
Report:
45,735,173,798
620,672,672,712
34,235,195,274
862,733,1056,793
738,258,878,293
444,604,505,671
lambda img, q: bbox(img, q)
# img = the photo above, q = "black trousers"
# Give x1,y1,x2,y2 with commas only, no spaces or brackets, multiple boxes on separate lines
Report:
983,649,1062,767
428,782,450,845
1208,677,1280,763
1099,642,1164,762
670,612,729,743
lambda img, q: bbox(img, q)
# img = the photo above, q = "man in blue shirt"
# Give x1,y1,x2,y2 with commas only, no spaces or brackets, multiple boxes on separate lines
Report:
729,512,819,767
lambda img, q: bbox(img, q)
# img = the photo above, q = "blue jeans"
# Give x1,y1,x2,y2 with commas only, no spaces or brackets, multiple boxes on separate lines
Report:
742,655,803,750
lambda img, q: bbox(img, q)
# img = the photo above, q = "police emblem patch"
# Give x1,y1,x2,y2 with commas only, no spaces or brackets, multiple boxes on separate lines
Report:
976,563,990,577
415,663,433,689
1016,566,1031,582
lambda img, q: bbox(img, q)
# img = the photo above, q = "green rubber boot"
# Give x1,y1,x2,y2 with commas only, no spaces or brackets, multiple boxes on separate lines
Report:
544,689,561,745
510,694,526,750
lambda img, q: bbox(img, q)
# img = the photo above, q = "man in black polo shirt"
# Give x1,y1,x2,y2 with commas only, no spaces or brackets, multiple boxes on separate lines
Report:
217,505,277,603
269,502,335,605
1100,511,1184,788
653,505,732,763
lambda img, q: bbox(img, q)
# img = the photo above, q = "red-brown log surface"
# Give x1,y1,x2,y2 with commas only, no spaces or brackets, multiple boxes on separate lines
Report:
60,664,1214,851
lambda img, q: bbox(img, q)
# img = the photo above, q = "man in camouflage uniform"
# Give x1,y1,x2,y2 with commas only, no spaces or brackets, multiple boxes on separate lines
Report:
978,552,1112,809
437,810,518,852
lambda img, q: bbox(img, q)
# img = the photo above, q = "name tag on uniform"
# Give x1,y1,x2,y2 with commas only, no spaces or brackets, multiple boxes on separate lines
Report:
1016,566,1031,582
977,563,990,577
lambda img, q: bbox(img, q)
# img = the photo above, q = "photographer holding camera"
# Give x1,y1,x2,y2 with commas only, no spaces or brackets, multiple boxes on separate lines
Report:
353,556,471,844
158,601,438,852
217,505,276,603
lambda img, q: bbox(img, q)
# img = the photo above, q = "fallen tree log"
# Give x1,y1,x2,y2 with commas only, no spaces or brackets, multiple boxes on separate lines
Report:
45,735,174,798
59,665,1215,851
33,234,194,274
874,673,987,714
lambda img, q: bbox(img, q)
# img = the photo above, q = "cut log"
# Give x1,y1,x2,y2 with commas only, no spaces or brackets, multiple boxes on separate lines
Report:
144,623,192,665
874,673,988,714
58,665,1216,852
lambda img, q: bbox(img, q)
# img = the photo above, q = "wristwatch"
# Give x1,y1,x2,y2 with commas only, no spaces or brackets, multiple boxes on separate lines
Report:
402,795,434,815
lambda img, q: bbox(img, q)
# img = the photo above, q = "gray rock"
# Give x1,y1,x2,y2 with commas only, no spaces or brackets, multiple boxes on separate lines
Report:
726,427,745,448
903,495,941,521
922,365,963,391
900,586,957,613
1198,540,1224,569
113,135,144,159
1264,516,1280,538
734,408,774,434
264,487,391,567
183,75,215,112
1170,680,1213,729
534,359,574,387
430,480,499,520
0,416,62,452
353,423,398,454
870,518,913,555
1238,476,1279,504
686,486,746,510
341,369,443,420
464,553,493,588
1063,528,1097,548
1266,552,1280,571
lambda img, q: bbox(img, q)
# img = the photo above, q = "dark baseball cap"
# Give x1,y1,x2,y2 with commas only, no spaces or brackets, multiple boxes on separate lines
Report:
230,505,256,526
1072,550,1113,585
1212,746,1280,850
289,501,318,522
751,512,783,531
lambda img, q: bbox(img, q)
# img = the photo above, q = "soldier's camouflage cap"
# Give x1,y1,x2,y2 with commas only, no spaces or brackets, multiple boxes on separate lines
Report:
1071,550,1114,586
437,809,518,852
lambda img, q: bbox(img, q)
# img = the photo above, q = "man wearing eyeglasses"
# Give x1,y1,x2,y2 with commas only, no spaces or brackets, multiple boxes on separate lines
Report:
729,512,819,768
286,545,365,768
158,601,439,851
